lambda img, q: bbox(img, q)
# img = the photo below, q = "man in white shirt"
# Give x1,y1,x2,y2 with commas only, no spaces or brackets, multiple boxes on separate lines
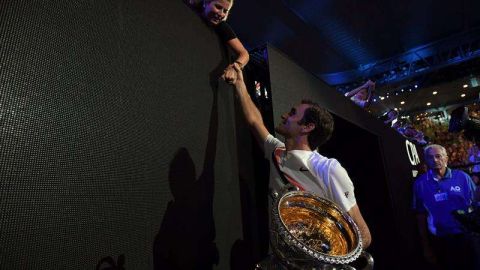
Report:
226,64,371,248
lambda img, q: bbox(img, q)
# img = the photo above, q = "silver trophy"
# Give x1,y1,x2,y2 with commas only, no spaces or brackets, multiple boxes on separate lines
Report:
256,190,373,270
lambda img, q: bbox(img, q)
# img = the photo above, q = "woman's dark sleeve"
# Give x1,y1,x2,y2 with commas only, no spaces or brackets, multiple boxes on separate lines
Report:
215,21,237,42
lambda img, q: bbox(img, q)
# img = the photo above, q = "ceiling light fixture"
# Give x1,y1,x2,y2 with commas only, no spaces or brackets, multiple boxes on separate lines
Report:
433,91,437,95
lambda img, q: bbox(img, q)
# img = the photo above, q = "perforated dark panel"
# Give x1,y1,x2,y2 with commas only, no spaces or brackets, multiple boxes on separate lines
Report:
0,1,241,269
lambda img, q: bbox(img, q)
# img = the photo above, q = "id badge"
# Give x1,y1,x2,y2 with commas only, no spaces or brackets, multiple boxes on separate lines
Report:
434,192,448,202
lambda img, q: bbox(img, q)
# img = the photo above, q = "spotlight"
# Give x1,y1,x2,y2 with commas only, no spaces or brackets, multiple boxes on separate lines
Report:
461,93,466,98
415,84,418,88
427,102,431,106
433,91,437,95
463,84,469,88
400,101,405,105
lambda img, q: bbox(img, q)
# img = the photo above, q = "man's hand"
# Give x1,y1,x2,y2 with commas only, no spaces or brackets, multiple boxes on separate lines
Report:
222,64,237,84
231,62,244,85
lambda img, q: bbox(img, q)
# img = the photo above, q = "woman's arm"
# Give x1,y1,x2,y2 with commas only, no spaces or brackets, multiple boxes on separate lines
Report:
226,38,249,68
345,82,368,98
223,37,249,84
345,80,374,98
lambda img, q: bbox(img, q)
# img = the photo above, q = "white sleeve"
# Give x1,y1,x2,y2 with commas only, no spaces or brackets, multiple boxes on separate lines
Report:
328,161,357,212
264,134,284,160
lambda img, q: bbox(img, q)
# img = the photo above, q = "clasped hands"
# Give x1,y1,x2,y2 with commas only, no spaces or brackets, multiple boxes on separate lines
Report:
222,62,242,85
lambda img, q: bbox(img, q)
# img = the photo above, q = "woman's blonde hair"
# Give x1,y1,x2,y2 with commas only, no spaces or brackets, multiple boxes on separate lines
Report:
195,0,234,21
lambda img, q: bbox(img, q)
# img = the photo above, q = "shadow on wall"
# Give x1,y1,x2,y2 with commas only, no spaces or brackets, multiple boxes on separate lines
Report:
230,239,254,270
153,62,222,269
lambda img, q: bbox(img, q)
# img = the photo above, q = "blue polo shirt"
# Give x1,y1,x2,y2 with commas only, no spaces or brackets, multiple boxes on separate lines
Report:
413,168,476,236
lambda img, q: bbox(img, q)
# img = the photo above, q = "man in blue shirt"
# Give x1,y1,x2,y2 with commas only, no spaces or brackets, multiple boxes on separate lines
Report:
413,144,476,269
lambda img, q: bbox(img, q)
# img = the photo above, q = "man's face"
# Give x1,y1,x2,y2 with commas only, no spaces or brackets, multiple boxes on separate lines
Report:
275,103,310,138
203,0,231,25
425,147,448,170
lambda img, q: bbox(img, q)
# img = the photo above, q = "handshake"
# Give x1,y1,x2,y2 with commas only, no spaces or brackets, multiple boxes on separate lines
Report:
222,62,243,85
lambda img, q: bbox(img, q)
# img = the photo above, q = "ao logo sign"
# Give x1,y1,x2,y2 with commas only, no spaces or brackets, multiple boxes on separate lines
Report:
450,186,461,192
405,140,420,165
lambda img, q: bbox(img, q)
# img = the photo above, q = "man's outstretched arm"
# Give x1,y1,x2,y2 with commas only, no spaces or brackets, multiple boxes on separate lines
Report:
230,64,269,148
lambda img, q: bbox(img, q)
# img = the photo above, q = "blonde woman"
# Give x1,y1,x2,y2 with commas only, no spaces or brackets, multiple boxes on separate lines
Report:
190,0,249,83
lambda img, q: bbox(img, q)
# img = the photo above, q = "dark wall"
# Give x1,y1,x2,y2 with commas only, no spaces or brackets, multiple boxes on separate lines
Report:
0,1,242,269
267,46,424,269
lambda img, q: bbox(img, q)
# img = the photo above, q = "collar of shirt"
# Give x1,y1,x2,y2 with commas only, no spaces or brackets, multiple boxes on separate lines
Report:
428,167,452,182
281,150,312,165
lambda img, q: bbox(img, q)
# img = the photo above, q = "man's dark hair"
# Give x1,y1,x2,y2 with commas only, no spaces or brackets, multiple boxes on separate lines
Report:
298,99,334,150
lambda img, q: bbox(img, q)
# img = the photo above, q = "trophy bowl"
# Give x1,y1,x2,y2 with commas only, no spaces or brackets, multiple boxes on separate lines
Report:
269,190,364,269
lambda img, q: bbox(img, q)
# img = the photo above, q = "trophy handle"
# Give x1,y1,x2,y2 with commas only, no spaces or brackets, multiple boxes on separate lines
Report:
349,251,374,270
